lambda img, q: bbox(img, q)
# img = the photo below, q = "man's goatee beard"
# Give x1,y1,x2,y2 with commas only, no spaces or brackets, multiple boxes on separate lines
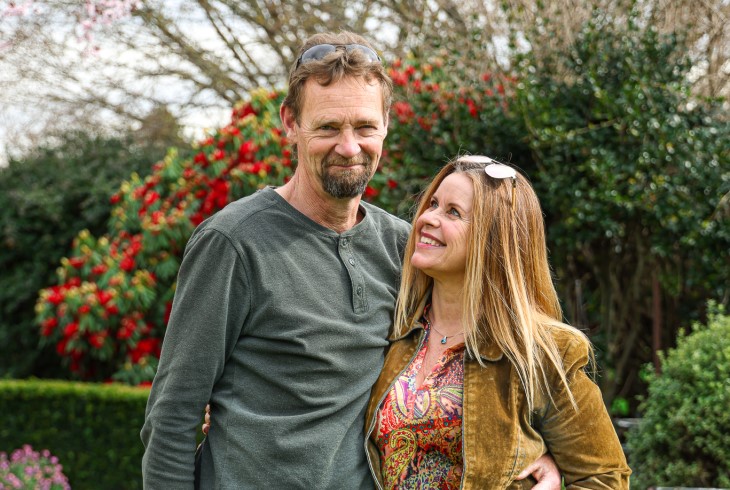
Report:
321,154,373,198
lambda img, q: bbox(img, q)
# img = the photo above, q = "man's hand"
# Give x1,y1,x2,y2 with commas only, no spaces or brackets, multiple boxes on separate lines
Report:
202,404,211,435
514,452,561,489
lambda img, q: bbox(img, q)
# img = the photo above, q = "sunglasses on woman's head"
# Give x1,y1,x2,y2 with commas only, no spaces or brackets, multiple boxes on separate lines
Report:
456,155,517,210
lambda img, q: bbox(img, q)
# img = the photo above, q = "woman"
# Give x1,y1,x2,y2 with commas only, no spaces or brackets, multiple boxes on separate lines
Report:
363,155,630,489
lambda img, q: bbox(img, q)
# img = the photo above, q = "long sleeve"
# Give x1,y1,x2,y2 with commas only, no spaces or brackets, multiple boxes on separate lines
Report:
141,228,250,489
537,336,632,489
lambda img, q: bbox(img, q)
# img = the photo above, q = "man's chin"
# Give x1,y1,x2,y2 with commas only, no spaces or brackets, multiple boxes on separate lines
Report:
324,184,368,199
322,178,368,199
322,168,372,199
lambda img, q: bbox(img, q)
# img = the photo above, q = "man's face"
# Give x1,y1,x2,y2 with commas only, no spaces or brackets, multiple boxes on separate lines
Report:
282,77,387,199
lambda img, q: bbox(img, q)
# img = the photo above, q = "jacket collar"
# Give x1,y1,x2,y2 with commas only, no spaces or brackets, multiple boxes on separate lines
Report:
390,290,504,362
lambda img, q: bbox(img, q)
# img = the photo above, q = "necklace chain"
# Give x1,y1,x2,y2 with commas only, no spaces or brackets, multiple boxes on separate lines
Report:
426,316,464,345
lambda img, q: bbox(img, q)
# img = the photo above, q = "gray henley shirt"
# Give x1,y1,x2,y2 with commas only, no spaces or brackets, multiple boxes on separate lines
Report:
141,187,410,489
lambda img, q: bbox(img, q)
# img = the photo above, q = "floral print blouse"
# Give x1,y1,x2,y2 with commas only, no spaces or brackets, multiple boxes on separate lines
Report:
372,308,465,489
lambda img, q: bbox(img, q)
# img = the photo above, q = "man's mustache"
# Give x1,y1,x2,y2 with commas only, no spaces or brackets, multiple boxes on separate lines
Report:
322,154,372,168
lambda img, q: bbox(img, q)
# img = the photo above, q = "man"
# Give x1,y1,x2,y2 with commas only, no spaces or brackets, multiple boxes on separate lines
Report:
142,31,560,489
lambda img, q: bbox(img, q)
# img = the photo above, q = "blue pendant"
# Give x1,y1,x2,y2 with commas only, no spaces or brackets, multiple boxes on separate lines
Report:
440,336,447,344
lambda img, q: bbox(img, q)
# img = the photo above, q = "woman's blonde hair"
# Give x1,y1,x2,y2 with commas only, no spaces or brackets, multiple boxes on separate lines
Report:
393,156,593,411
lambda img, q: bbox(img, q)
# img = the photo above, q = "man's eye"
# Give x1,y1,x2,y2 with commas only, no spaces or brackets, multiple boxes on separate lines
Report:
356,126,377,136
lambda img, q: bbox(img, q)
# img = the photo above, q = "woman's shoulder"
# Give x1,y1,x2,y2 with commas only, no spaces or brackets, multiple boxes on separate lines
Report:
544,322,593,371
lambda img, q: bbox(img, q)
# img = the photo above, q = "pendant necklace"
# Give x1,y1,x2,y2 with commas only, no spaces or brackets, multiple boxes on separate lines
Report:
426,316,464,345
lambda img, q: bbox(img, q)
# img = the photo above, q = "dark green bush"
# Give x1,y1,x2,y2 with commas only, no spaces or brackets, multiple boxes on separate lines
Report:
0,132,169,378
626,304,730,488
0,379,150,489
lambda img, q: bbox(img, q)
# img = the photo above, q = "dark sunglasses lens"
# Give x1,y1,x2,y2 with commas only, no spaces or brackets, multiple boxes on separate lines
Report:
297,44,380,68
299,44,337,65
345,45,380,62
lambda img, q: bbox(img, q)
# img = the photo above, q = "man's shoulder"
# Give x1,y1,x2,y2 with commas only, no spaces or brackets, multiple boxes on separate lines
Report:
360,201,411,235
201,188,279,234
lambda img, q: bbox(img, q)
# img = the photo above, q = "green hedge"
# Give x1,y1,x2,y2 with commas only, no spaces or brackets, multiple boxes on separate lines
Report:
0,379,150,489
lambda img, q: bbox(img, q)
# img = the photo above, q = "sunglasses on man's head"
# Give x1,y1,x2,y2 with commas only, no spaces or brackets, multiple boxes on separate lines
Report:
295,43,381,69
456,155,518,210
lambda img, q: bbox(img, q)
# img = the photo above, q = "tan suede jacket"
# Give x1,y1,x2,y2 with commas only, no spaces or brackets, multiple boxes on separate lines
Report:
364,305,631,489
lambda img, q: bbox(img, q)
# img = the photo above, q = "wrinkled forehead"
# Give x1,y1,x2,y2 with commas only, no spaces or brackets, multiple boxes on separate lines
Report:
300,77,385,122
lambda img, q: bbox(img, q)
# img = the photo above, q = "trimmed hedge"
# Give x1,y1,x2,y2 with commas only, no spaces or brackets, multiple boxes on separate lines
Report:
0,379,150,489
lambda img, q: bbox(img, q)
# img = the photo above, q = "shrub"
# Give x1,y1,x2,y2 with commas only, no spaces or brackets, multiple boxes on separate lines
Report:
0,445,70,489
0,132,168,379
626,304,730,488
32,21,729,412
378,55,525,216
0,379,152,489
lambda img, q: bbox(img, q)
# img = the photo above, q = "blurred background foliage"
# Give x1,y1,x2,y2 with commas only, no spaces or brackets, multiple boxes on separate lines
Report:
14,2,725,409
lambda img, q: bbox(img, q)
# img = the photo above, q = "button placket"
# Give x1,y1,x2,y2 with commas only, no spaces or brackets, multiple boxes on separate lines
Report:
339,235,367,313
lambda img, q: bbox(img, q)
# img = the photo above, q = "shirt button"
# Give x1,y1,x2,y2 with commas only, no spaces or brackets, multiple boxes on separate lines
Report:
356,286,363,296
341,238,349,247
348,258,355,265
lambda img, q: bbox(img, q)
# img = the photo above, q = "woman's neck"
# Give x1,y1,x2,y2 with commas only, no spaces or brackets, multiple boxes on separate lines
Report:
429,280,464,336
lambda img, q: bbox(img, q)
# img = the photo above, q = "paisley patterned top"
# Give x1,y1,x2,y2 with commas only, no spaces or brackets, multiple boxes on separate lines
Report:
373,308,465,489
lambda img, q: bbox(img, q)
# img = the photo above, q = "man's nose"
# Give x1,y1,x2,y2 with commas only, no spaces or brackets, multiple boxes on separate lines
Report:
335,130,361,158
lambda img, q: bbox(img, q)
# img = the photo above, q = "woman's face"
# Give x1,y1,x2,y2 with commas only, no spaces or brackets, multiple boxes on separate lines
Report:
411,172,474,282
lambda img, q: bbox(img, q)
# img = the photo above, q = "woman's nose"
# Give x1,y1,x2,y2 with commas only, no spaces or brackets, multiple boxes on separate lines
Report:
418,208,441,227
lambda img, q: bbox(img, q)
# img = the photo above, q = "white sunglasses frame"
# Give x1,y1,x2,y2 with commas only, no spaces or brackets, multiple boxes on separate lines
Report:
456,155,518,209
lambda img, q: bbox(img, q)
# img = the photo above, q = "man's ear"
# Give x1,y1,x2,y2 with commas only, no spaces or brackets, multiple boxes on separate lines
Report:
280,104,298,140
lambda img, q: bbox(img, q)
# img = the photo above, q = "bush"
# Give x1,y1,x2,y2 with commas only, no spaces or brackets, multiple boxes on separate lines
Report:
626,304,730,488
0,445,70,489
378,56,525,216
31,14,728,411
0,132,169,378
0,379,151,489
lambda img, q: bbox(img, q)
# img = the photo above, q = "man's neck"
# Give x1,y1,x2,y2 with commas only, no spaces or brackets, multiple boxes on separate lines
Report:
275,177,363,234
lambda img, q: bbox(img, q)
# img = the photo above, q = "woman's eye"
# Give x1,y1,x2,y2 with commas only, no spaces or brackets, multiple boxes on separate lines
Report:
448,208,461,218
429,199,438,209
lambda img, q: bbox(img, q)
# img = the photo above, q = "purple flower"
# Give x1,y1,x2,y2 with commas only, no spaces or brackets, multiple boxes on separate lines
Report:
0,446,70,490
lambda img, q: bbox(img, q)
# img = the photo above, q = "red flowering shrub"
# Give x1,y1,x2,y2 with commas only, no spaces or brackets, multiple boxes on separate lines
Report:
35,89,293,384
35,62,522,384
